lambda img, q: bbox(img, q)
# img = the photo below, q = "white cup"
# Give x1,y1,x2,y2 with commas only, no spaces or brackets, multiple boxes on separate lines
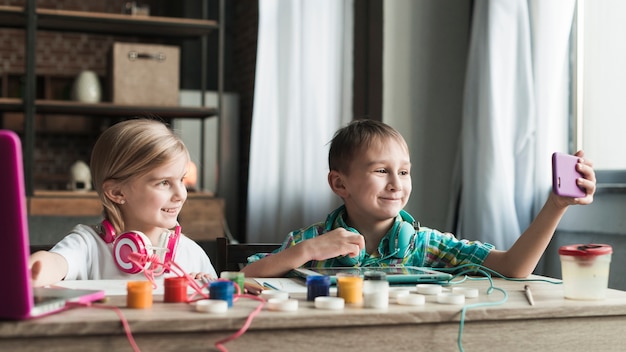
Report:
559,244,612,300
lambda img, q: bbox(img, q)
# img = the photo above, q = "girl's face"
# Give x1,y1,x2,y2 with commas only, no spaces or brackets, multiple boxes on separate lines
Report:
117,156,188,240
338,137,412,225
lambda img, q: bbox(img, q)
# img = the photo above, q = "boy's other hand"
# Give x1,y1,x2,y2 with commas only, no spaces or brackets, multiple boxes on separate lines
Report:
308,228,365,261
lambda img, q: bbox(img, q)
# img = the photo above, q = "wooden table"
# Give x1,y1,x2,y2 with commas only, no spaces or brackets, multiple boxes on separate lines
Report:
1,276,625,352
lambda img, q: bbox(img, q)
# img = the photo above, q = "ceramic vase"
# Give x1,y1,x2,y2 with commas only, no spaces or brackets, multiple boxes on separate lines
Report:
72,70,101,103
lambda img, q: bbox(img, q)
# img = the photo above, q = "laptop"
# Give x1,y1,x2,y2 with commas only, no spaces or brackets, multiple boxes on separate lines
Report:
0,130,105,320
293,266,453,285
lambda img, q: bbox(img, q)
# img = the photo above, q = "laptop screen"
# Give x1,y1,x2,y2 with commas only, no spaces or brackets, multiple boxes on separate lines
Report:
0,130,104,320
0,130,34,319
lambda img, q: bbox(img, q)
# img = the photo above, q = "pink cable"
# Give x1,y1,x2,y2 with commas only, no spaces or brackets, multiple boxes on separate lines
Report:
127,253,208,298
214,293,266,352
66,302,140,352
125,253,267,351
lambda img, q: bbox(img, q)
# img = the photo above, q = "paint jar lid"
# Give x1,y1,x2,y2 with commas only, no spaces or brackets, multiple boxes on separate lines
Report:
210,280,235,294
306,275,331,285
196,299,228,313
314,296,345,310
164,276,188,287
364,271,386,281
558,244,613,257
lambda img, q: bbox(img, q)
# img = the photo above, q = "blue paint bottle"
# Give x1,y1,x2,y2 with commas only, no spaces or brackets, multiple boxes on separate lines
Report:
306,275,330,301
210,280,235,307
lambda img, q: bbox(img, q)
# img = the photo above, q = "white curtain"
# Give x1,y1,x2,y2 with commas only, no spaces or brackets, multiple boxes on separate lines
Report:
453,0,575,250
246,0,354,243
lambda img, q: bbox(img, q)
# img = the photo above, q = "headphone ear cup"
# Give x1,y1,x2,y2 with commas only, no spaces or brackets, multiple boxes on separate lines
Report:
113,231,151,274
390,222,416,258
99,220,116,244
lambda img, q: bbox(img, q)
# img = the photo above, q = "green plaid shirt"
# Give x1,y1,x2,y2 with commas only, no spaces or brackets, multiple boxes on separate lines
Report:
248,206,494,269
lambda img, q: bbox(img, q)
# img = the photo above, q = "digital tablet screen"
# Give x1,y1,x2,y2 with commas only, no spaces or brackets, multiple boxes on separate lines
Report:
293,266,452,284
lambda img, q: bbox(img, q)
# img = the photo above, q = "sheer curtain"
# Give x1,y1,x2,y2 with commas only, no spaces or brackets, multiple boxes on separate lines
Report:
452,0,575,250
246,0,354,243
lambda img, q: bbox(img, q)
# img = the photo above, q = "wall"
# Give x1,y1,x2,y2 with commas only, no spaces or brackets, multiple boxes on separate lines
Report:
174,91,240,240
383,0,471,231
231,0,259,240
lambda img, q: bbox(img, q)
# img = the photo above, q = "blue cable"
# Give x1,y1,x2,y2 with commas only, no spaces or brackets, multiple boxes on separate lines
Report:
453,268,507,351
436,264,562,351
437,263,563,285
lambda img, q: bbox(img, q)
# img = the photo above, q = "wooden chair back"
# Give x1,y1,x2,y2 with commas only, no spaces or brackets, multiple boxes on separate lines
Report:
215,237,280,274
29,244,53,254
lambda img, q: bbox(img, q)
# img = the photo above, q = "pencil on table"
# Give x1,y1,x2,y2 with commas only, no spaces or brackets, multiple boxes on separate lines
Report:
524,285,535,306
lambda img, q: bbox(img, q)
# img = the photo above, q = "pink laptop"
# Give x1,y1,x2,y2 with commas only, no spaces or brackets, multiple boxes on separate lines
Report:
0,130,105,320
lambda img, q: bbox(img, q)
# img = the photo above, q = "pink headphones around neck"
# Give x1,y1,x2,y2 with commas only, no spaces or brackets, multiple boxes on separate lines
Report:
99,220,181,274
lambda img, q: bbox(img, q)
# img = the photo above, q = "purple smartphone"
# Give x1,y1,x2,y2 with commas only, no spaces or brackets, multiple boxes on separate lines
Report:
552,152,586,198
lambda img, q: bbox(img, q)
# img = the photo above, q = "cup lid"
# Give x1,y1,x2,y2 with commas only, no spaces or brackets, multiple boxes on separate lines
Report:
363,271,387,281
558,243,613,257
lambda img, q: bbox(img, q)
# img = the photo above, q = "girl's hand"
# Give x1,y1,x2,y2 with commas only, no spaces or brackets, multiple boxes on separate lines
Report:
190,272,215,281
30,260,42,286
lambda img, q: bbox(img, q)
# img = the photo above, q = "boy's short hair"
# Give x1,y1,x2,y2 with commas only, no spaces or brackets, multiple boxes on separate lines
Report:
328,119,408,174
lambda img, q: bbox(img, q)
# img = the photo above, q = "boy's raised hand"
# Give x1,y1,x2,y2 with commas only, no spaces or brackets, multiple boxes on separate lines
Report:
552,150,596,207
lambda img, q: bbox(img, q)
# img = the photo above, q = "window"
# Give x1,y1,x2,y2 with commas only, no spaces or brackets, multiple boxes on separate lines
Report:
574,0,626,185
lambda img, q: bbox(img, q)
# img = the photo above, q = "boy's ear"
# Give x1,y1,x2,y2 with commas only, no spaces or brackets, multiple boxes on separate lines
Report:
328,170,348,198
102,180,125,205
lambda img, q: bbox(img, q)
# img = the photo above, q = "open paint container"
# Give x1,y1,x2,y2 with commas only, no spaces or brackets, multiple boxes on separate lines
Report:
559,244,612,300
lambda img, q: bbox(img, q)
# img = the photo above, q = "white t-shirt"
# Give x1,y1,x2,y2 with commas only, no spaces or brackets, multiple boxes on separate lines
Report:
51,224,217,280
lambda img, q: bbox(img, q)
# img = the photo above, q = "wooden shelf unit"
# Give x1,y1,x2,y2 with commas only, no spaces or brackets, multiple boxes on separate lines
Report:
0,5,218,37
29,191,224,241
0,98,217,118
1,1,225,225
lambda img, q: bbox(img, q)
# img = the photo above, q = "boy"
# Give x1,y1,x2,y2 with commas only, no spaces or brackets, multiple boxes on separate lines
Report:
241,119,596,278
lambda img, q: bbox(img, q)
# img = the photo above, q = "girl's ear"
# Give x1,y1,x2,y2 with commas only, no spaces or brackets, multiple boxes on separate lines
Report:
102,180,125,205
328,170,348,198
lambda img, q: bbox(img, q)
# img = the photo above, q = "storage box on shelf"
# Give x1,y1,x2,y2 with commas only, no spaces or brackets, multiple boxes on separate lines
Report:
110,42,180,106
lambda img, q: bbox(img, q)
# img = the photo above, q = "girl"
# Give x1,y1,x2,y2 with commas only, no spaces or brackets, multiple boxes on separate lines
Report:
30,118,217,287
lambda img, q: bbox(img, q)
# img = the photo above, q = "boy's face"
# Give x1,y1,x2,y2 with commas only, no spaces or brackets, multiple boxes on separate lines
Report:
116,156,188,240
334,137,412,223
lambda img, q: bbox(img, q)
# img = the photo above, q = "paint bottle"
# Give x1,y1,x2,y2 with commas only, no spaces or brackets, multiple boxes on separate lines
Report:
210,280,235,307
336,274,363,306
163,276,188,303
127,281,153,309
363,271,389,309
306,275,331,301
220,271,245,295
